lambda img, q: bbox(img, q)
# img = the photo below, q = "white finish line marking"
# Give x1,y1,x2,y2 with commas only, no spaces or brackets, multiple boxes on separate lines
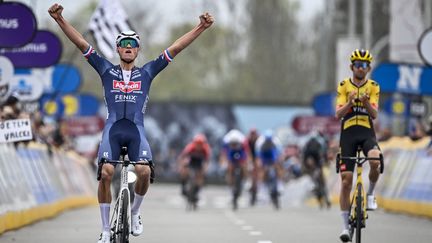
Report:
250,231,262,236
241,225,253,230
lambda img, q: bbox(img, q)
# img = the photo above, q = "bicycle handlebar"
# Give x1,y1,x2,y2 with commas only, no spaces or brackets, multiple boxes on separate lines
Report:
97,158,154,183
336,153,384,174
99,157,150,166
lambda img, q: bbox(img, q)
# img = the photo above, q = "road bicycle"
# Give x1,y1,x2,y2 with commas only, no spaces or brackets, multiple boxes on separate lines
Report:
231,163,244,211
184,166,200,211
99,147,151,243
336,148,384,243
263,166,280,210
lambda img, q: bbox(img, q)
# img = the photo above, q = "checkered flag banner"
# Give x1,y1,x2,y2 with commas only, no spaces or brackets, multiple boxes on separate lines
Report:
88,0,133,58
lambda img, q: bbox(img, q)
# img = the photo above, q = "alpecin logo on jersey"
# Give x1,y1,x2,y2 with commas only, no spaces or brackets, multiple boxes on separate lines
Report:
113,80,141,93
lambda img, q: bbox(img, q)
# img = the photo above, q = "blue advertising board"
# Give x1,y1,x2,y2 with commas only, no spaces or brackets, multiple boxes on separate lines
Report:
371,63,432,95
51,64,82,93
312,92,336,116
40,93,100,117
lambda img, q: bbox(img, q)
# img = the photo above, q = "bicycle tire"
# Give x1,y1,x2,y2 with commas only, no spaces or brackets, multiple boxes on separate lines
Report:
355,184,363,243
232,167,243,210
117,190,130,243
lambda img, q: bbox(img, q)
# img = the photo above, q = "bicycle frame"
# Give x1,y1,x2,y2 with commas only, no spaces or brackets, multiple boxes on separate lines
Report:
336,150,384,243
99,153,150,243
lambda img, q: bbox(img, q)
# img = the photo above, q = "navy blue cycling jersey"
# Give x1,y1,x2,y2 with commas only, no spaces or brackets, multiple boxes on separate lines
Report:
83,45,173,162
84,45,172,125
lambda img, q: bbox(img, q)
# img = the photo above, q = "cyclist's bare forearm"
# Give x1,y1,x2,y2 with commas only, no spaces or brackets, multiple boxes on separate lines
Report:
54,16,89,52
335,102,353,120
167,24,206,58
167,12,213,58
362,99,378,119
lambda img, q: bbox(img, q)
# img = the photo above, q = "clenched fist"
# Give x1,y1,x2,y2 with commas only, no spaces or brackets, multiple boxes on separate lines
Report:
48,3,64,20
199,12,214,29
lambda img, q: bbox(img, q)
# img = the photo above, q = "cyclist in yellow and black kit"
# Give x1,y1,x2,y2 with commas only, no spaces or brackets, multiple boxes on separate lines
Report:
335,49,382,242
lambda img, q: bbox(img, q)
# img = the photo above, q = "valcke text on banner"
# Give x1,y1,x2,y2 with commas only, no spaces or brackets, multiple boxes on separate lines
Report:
0,118,33,143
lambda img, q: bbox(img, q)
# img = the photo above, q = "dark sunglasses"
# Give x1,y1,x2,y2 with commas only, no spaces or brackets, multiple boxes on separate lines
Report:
118,38,139,48
353,61,370,69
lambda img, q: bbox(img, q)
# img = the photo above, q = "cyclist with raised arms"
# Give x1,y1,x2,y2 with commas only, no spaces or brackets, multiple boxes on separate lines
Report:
48,3,214,243
336,49,382,242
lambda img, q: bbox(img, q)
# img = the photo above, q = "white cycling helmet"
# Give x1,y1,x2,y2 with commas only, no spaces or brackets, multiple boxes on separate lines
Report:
225,129,245,144
116,30,140,46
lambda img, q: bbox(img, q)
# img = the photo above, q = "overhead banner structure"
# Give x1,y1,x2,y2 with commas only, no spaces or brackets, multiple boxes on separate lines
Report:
0,56,14,86
371,62,432,95
0,30,62,68
418,27,432,66
0,2,37,48
389,0,424,64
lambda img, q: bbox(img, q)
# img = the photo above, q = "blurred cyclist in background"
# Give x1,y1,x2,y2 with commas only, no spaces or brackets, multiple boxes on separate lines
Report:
220,129,251,210
255,130,284,209
302,130,331,209
177,134,211,206
246,128,260,206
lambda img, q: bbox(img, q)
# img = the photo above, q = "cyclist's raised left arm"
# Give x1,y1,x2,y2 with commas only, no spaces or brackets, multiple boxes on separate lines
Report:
48,4,89,53
166,12,214,58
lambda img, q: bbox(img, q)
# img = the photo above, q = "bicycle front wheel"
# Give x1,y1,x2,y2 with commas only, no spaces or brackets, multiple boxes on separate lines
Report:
355,184,363,243
116,190,130,243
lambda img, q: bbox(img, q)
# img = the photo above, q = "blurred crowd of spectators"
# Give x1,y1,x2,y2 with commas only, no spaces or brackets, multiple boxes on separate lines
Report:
0,94,72,151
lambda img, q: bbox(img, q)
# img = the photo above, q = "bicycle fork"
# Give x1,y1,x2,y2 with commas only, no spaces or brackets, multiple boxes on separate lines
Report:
351,165,367,229
113,165,132,239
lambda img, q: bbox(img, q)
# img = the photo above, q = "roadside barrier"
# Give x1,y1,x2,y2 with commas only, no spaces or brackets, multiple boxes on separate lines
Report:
327,136,432,218
0,142,97,234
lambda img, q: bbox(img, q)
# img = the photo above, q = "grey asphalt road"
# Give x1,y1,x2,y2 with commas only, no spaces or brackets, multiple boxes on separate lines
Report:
1,184,431,243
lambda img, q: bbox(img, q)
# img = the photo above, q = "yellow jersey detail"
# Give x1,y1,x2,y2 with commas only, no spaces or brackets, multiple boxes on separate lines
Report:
336,78,380,130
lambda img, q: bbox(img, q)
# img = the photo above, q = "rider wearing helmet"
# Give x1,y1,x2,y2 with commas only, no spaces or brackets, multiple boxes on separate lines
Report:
246,128,260,206
177,133,211,203
220,130,250,184
336,49,382,242
48,3,214,242
255,130,284,192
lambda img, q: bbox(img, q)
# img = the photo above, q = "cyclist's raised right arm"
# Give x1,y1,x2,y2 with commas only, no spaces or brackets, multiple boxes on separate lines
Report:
48,4,89,53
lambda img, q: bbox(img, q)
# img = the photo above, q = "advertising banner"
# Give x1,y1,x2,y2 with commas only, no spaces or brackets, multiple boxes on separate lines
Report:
10,73,44,101
0,2,37,48
0,56,14,86
372,63,432,95
40,94,100,117
51,64,82,93
418,27,432,66
312,92,336,116
291,115,340,135
0,30,62,68
64,116,104,136
0,118,33,143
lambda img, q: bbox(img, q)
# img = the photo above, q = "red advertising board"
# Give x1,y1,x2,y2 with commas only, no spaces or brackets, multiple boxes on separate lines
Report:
292,115,340,135
64,116,104,136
